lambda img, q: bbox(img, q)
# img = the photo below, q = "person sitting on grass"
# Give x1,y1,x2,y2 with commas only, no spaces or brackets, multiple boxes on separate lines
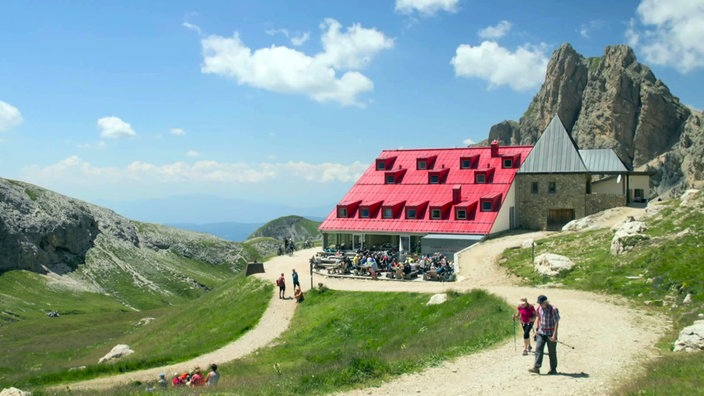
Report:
205,363,220,386
294,286,304,303
189,366,205,386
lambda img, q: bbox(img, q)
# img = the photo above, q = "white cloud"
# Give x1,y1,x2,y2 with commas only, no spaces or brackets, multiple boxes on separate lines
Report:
628,0,704,73
170,128,186,136
186,150,200,157
77,141,107,149
97,116,137,139
201,19,393,106
451,41,549,91
183,21,203,35
291,32,310,46
0,100,23,131
478,21,512,40
395,0,459,16
579,20,605,39
22,156,368,188
463,138,476,146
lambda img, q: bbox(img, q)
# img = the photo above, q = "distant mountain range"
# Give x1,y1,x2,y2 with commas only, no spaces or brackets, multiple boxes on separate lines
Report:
97,194,332,225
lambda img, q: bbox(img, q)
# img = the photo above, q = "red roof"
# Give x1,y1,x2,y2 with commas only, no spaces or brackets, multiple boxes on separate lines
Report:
319,145,533,235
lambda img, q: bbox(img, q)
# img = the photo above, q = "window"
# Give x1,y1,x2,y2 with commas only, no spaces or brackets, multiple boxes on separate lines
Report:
481,201,492,212
360,208,369,218
382,208,393,219
431,209,441,219
548,182,556,194
634,188,645,202
386,174,395,184
531,182,539,194
502,158,513,168
337,207,347,218
417,160,427,170
460,159,471,169
476,174,486,184
406,208,417,219
429,174,439,184
376,160,386,170
456,209,467,220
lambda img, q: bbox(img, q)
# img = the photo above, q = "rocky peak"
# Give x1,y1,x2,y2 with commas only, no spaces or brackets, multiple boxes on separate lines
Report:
488,43,702,196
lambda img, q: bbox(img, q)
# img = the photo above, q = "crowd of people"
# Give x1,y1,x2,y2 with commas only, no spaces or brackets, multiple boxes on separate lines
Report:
312,248,455,282
149,363,219,391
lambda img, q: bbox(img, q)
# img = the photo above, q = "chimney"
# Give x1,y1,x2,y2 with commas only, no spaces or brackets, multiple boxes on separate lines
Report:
490,140,499,157
452,185,462,204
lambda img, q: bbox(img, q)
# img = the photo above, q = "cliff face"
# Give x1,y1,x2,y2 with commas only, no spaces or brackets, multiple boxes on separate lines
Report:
489,43,704,195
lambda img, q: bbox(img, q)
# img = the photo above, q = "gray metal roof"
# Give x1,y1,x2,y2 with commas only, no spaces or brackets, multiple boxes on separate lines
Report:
518,115,588,173
579,149,628,173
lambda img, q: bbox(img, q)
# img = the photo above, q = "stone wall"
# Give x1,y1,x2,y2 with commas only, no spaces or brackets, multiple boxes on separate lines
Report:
585,194,626,215
516,173,589,230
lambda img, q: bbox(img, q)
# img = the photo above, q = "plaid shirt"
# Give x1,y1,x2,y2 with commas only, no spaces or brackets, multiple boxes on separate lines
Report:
536,304,560,336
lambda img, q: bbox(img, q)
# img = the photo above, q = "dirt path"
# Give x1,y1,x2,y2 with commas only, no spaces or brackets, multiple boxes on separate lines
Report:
60,207,665,395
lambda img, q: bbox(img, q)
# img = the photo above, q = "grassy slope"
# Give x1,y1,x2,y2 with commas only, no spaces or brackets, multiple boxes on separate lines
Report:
498,192,704,395
1,275,271,389
93,288,511,396
248,215,322,241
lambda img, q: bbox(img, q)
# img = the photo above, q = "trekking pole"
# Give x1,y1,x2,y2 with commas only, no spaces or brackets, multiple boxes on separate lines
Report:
557,340,575,349
512,318,517,352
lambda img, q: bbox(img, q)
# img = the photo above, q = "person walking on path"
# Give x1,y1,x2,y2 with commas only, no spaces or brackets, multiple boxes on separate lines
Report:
529,295,560,375
277,273,286,299
513,297,536,355
292,269,301,290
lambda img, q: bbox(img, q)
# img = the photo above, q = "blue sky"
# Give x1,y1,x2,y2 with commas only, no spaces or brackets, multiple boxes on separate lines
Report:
1,0,703,221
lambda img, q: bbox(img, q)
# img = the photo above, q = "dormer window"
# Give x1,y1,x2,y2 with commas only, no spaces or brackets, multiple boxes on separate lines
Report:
480,194,501,212
430,209,441,219
384,168,407,184
382,208,393,218
337,207,348,218
375,156,397,171
460,155,479,169
428,168,449,184
456,209,467,220
474,167,495,184
416,155,436,170
359,208,370,218
417,160,427,170
406,208,417,219
502,158,513,168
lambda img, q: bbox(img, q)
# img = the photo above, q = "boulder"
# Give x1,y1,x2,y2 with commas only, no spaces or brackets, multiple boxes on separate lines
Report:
673,320,704,352
427,293,448,305
533,253,575,276
0,388,31,396
521,239,535,249
610,219,648,255
98,344,134,363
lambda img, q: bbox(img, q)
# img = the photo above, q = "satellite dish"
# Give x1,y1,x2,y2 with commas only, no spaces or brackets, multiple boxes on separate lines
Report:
616,174,622,184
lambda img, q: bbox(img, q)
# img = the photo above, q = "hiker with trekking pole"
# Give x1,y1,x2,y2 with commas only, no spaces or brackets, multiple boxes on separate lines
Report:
513,297,536,355
529,295,560,375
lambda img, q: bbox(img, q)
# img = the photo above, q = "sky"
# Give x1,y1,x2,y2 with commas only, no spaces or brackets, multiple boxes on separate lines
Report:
1,0,704,222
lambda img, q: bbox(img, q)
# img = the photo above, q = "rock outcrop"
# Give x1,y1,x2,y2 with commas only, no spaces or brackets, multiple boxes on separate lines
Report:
488,43,704,197
610,217,649,255
673,320,704,352
0,178,138,274
533,253,575,276
98,344,134,363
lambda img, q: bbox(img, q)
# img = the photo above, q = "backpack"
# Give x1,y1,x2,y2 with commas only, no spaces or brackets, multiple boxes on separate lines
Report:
276,278,281,286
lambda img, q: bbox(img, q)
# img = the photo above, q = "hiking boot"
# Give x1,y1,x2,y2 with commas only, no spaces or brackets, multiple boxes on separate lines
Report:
528,367,539,374
522,350,528,356
547,370,558,375
528,345,532,352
